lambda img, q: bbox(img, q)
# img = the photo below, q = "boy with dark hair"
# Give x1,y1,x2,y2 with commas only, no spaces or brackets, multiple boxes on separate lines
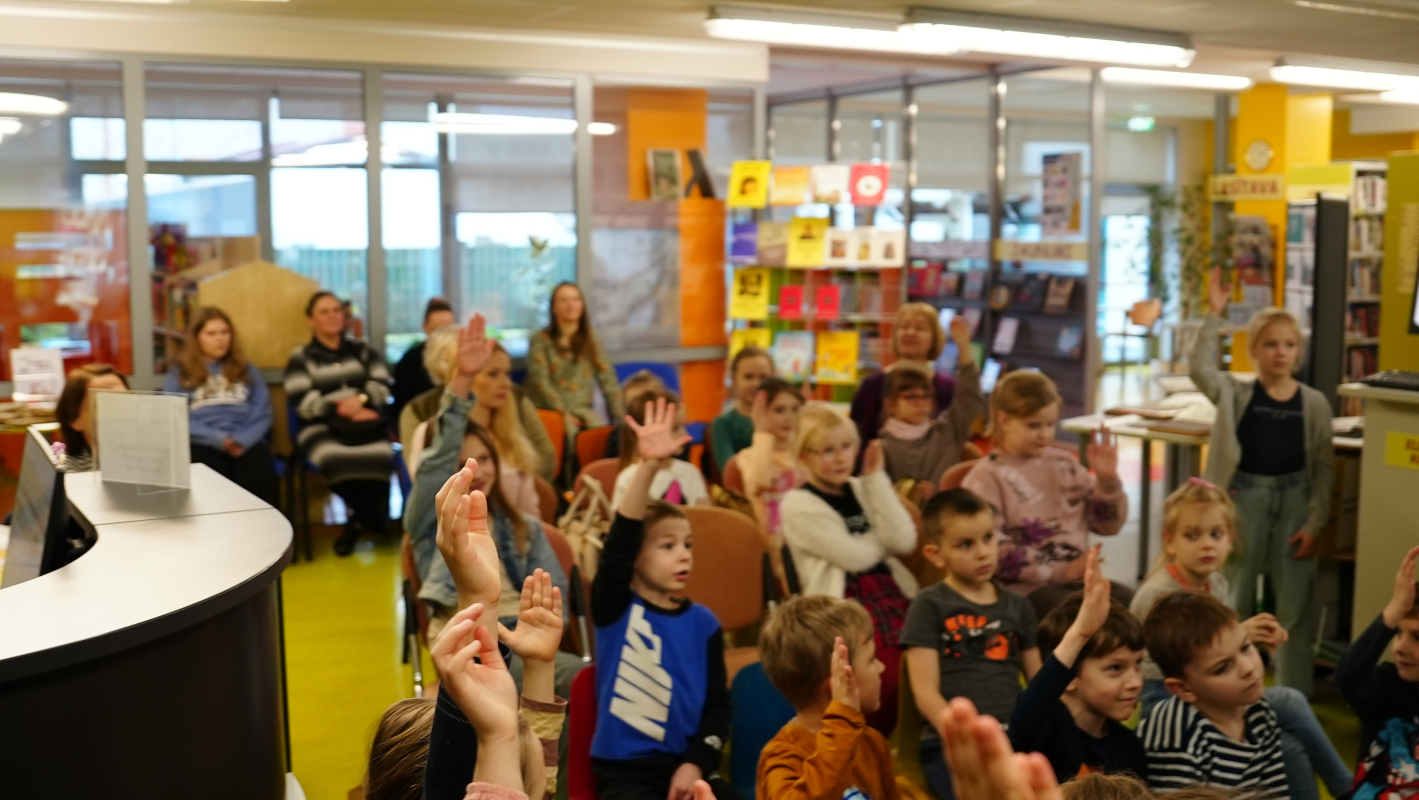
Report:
1336,544,1419,800
1136,592,1287,797
590,397,740,800
903,487,1042,800
757,595,900,800
1009,546,1147,781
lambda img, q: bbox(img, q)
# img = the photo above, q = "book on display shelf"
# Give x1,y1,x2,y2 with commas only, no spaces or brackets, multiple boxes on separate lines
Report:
963,270,985,300
824,228,853,267
870,228,906,267
778,285,805,319
757,222,789,267
730,327,772,357
730,268,770,320
771,166,812,206
1056,325,1083,360
728,222,758,265
815,285,842,320
812,164,850,205
774,331,815,381
849,163,890,206
787,218,829,267
992,317,1020,355
815,330,860,383
1043,276,1076,314
728,161,771,208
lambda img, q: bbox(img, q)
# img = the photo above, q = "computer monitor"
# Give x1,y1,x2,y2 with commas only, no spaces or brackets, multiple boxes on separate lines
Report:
0,427,71,588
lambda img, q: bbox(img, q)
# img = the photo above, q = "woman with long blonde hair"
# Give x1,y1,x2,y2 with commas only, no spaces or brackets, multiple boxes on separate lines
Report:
163,305,277,503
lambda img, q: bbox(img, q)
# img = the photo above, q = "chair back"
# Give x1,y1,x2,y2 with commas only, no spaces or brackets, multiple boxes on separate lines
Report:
700,425,721,487
407,419,431,474
681,506,766,632
575,425,615,473
536,409,566,477
613,361,679,394
540,522,586,657
400,535,430,646
568,666,599,800
961,440,985,461
576,457,621,501
541,521,575,582
721,454,747,496
938,457,979,491
728,662,796,799
534,474,559,524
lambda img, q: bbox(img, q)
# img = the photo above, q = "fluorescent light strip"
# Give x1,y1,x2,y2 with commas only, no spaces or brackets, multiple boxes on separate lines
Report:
0,92,68,115
900,23,1192,67
1101,67,1251,91
1270,64,1419,92
1339,90,1419,105
705,18,956,55
430,113,616,136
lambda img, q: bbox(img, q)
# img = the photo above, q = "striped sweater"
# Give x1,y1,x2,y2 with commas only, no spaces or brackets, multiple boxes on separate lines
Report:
1137,695,1288,798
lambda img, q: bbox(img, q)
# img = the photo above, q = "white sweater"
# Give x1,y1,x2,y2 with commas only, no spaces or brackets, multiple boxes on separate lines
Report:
610,458,710,509
780,471,920,601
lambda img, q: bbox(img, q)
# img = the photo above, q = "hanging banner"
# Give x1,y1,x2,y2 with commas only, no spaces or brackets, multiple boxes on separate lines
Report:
1210,174,1287,201
995,240,1089,262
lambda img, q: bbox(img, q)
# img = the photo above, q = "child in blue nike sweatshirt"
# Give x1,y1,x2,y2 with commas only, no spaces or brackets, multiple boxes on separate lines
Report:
590,397,740,800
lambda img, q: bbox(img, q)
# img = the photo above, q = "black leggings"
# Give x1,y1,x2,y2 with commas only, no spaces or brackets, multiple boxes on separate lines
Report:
191,441,278,506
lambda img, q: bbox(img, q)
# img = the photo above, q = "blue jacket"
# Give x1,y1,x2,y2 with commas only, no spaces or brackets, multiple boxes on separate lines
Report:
407,390,568,619
163,362,272,451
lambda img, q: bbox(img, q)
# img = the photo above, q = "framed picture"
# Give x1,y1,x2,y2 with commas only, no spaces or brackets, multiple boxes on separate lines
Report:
647,149,682,201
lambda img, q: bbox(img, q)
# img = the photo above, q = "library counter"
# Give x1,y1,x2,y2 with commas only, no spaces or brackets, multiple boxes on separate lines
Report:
0,464,292,800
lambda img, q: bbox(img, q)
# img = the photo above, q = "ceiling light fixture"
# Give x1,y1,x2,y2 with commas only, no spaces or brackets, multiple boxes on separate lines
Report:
0,92,68,115
433,112,577,135
1101,67,1251,91
587,122,617,136
0,117,21,144
902,8,1194,67
1270,58,1419,92
1339,90,1419,105
705,6,955,56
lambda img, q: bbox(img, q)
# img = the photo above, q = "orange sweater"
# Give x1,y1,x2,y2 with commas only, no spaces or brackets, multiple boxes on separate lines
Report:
757,702,901,800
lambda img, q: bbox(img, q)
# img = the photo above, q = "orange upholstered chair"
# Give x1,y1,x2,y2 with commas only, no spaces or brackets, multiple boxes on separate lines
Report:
681,506,767,685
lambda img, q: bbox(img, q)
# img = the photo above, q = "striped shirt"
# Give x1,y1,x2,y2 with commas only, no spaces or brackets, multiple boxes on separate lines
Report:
1137,696,1288,798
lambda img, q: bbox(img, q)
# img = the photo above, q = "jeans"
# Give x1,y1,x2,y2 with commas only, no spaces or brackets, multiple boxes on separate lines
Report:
1140,680,1352,800
1228,470,1316,695
920,737,956,800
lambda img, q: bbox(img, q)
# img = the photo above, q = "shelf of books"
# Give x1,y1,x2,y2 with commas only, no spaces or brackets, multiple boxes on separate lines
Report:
907,239,1092,420
725,160,906,401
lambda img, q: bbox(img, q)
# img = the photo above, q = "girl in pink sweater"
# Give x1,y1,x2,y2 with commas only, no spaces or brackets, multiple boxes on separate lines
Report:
960,370,1126,602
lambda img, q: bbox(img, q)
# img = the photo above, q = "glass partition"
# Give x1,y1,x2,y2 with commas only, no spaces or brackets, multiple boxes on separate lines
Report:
0,58,131,382
767,99,828,164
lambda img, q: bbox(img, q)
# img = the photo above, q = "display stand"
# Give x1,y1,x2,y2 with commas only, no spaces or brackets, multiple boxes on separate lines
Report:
1337,382,1419,634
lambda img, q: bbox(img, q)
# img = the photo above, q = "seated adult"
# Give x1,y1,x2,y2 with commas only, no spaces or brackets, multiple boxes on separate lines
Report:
284,290,394,557
404,314,583,692
399,325,555,483
391,297,455,423
849,301,956,446
162,306,277,505
54,363,130,473
525,282,622,435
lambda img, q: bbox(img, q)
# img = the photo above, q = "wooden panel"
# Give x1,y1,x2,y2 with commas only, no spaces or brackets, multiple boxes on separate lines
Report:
197,260,319,370
624,88,707,202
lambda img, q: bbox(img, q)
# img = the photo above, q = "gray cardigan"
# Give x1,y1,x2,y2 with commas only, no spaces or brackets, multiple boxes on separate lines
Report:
1189,313,1334,534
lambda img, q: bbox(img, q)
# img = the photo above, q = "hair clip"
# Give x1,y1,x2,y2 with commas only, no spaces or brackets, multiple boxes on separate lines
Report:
1188,476,1219,490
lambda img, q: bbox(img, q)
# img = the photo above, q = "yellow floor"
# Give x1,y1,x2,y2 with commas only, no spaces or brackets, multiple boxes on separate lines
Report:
283,529,432,800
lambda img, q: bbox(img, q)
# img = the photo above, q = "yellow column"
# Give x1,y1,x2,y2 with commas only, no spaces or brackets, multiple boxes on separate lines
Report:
1229,85,1332,370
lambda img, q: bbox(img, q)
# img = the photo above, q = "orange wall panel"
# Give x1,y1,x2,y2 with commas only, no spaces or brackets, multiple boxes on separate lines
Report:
625,88,707,202
679,197,726,348
680,359,726,423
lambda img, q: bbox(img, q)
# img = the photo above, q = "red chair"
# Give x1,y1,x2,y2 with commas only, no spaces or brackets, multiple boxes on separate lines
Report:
568,666,599,800
541,522,592,658
721,454,747,497
576,426,615,473
939,458,980,491
537,409,566,478
576,457,621,501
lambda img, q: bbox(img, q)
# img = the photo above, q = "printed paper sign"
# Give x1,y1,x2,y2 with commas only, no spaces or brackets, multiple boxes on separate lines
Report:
94,390,191,488
1386,432,1419,471
9,347,65,400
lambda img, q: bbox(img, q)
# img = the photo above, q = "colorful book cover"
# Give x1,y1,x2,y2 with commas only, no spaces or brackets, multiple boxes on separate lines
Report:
1043,276,1076,314
730,327,773,358
778,284,805,319
727,160,771,208
770,166,812,206
850,228,873,267
757,221,789,266
730,268,770,320
993,316,1020,355
824,228,853,267
815,330,860,383
857,284,882,315
786,217,829,267
849,163,890,205
961,307,984,336
870,228,906,267
939,271,962,297
963,270,985,300
728,221,759,265
1056,325,1084,359
815,285,842,320
773,331,815,381
812,164,850,204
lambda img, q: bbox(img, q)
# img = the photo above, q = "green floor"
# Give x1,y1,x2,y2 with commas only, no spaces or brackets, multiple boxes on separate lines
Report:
280,527,1365,800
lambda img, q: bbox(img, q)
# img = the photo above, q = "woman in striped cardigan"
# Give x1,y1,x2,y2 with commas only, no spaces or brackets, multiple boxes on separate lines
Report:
284,290,394,556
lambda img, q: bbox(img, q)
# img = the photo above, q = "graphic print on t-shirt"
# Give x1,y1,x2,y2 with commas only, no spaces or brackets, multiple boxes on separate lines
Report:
609,604,673,741
189,374,250,410
1352,717,1419,800
939,613,1017,661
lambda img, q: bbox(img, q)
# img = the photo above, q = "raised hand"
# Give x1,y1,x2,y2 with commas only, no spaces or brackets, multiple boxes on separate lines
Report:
829,636,861,711
435,459,502,612
949,315,974,363
667,763,704,800
1086,426,1119,481
430,603,520,742
937,697,1063,800
498,569,565,664
1384,545,1419,628
1073,545,1111,639
456,314,495,377
1207,267,1232,316
862,439,884,476
749,389,773,435
628,396,692,464
1241,613,1289,648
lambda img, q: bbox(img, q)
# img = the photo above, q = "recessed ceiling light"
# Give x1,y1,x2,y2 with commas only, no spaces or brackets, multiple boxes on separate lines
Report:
0,93,68,115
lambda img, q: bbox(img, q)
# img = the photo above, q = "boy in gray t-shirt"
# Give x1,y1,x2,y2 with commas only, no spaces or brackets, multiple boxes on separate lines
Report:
902,488,1042,800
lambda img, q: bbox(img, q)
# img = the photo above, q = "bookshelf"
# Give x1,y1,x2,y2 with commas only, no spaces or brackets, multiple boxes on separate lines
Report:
724,160,906,401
